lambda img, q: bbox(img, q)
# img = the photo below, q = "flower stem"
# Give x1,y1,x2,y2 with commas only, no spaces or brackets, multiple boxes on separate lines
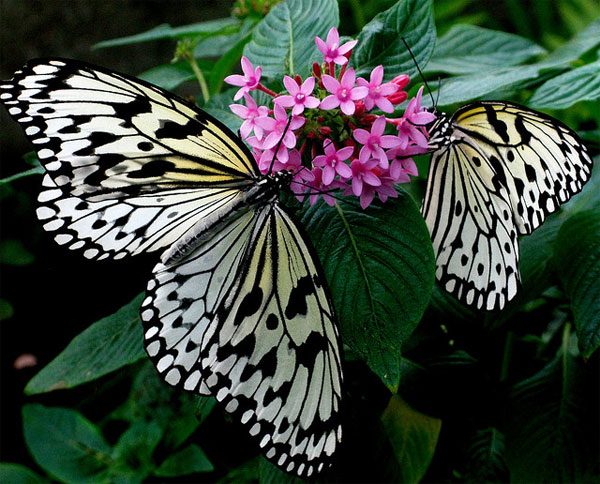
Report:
188,55,210,103
257,84,278,97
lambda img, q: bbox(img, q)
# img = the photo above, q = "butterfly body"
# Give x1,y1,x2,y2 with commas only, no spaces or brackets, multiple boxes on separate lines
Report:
422,101,592,310
2,58,342,477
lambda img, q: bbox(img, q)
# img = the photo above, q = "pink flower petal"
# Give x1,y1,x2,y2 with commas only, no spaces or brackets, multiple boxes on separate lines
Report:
320,95,340,110
322,74,340,93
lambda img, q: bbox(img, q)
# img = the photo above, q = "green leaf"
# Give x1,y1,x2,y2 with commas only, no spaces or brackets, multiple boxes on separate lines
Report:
259,458,300,483
209,28,253,95
0,239,34,266
463,428,509,482
204,89,248,134
302,192,435,390
137,61,208,91
110,362,214,451
381,395,441,483
23,404,112,483
505,327,599,482
154,444,214,477
528,59,600,109
353,0,436,81
431,65,543,107
110,421,163,484
0,298,14,321
0,166,45,186
25,294,146,395
554,207,600,358
92,18,240,49
0,463,47,484
243,0,339,78
426,24,546,74
539,17,600,68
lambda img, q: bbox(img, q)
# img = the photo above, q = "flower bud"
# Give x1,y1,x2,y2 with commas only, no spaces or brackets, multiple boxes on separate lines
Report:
391,74,410,89
388,90,408,105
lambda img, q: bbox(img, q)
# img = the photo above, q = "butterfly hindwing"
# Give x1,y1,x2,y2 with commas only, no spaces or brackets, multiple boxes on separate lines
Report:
1,58,258,200
423,101,593,310
37,174,247,260
142,203,342,477
423,140,520,310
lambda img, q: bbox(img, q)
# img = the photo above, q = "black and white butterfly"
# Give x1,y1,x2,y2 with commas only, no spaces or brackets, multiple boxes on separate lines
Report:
421,101,593,311
1,58,343,477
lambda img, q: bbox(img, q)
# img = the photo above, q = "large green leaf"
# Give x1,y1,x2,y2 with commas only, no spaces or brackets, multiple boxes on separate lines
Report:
92,18,240,48
243,0,339,79
110,421,163,484
381,395,441,483
0,464,47,484
25,294,146,395
463,428,509,482
302,192,435,390
432,64,543,107
538,17,600,68
137,61,204,91
23,404,112,483
553,207,600,358
154,444,214,477
528,59,600,109
353,0,436,81
504,328,599,482
110,362,214,452
426,24,546,75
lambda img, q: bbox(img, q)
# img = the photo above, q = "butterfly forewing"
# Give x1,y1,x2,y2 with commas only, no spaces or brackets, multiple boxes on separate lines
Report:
1,59,258,200
453,102,593,234
142,204,342,477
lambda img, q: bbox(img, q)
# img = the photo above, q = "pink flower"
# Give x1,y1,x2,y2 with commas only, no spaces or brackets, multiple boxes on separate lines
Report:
396,86,436,149
344,159,383,209
302,167,346,206
320,68,368,116
284,150,315,196
229,94,269,139
353,116,401,168
315,27,358,66
386,144,423,182
274,76,320,115
256,103,305,151
357,65,398,113
224,56,262,101
312,141,354,185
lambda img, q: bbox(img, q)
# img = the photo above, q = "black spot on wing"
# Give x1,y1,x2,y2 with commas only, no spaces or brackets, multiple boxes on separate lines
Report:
484,105,510,143
285,275,314,319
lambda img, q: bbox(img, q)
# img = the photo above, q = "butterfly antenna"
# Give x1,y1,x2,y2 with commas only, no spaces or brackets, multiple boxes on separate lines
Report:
401,37,435,109
268,115,294,174
435,77,441,109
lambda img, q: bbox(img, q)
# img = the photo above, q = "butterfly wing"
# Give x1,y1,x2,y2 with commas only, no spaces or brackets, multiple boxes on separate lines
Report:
422,139,520,310
423,101,592,310
142,203,343,477
2,59,261,260
452,101,593,234
1,58,257,201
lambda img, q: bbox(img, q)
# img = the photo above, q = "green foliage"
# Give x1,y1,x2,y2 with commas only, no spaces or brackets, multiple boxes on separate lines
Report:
25,294,146,395
303,191,435,390
505,327,599,482
244,0,339,78
554,207,600,358
381,395,442,483
353,0,436,80
2,0,599,482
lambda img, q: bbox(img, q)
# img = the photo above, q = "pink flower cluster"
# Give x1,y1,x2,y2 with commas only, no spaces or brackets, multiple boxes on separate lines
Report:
225,27,436,209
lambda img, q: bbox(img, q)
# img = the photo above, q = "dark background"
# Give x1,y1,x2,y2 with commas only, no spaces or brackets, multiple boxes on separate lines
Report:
0,0,234,466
